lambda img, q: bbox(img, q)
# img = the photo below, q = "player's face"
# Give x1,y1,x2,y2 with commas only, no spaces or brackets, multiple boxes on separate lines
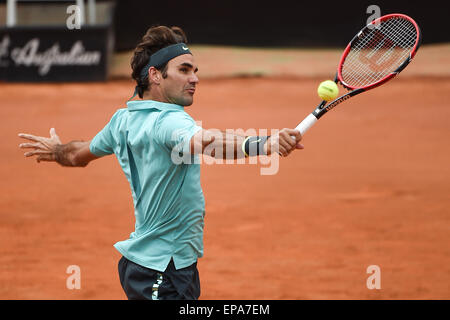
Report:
161,54,199,106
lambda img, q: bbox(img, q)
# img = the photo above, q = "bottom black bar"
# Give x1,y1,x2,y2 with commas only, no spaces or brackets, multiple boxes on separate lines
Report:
0,300,448,319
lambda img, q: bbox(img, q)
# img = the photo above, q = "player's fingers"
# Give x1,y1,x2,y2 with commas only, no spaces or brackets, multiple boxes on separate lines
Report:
280,132,298,153
278,137,292,153
19,142,46,150
18,133,41,142
24,150,52,157
38,139,54,150
293,130,302,142
49,128,60,141
285,129,302,142
277,145,288,157
282,128,302,142
280,131,297,148
296,143,305,149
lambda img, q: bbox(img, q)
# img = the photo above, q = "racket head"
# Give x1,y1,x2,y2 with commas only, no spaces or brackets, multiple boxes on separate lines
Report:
337,14,421,91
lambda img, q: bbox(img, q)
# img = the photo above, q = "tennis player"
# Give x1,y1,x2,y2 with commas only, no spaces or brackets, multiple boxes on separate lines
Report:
18,26,303,300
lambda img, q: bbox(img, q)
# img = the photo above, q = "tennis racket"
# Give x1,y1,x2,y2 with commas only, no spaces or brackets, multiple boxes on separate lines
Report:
295,13,421,136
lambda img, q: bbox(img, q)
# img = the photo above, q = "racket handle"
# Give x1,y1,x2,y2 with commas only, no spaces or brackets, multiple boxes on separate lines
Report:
295,113,318,136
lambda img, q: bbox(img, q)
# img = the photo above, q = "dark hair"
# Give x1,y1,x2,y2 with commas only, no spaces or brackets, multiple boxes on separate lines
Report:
131,26,188,98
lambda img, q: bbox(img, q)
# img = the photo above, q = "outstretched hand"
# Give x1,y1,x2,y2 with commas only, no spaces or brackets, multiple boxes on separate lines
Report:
18,128,62,163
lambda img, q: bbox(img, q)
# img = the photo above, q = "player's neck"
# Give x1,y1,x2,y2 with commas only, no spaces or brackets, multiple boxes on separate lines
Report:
142,89,170,104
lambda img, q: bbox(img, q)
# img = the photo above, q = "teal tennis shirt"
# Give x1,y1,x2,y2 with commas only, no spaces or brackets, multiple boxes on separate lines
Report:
89,100,204,272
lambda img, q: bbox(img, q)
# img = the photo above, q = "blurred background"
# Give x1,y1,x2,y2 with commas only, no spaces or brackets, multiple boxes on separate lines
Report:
112,0,450,49
0,0,449,81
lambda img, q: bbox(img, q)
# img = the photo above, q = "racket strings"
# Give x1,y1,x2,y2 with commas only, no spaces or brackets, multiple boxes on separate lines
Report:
345,19,415,85
343,18,416,86
346,18,415,79
341,17,417,88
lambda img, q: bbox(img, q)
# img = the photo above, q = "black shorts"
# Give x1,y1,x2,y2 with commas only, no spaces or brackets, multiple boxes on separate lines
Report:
118,256,200,300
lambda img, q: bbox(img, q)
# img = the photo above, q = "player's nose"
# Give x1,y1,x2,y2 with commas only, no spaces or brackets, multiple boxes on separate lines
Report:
189,73,199,84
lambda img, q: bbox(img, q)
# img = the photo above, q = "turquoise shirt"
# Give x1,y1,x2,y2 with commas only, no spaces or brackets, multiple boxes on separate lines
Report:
89,100,204,272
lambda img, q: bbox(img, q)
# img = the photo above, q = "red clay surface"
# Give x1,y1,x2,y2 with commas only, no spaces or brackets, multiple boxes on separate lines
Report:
1,77,450,299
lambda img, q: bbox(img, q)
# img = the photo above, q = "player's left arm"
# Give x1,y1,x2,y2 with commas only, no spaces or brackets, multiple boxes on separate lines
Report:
19,128,101,167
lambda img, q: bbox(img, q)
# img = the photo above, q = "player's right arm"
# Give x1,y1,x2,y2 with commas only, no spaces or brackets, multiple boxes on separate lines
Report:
189,128,304,159
19,128,101,167
157,111,303,159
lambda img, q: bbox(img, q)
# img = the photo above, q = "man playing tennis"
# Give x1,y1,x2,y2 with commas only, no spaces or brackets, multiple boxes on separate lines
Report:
18,26,303,300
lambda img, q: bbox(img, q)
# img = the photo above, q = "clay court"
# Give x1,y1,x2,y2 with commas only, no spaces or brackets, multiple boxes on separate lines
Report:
1,44,450,299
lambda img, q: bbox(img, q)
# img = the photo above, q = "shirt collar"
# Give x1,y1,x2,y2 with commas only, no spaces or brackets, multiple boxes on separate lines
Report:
127,100,184,112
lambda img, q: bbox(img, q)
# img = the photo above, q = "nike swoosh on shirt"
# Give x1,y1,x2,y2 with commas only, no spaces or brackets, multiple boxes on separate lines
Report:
182,46,189,50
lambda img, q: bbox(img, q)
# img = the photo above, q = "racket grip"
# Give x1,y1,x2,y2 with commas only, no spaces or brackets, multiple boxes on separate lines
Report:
295,113,318,136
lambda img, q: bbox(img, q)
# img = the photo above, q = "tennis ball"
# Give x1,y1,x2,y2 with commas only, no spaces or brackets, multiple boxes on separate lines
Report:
317,80,339,101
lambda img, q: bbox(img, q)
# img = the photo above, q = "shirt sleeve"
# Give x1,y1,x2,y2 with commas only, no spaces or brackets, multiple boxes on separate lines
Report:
156,110,202,153
89,110,122,156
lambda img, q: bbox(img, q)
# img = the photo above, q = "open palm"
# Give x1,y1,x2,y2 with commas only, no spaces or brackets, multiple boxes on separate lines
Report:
19,128,62,163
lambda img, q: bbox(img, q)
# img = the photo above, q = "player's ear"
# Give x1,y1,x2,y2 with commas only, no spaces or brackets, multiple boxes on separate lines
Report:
148,67,161,85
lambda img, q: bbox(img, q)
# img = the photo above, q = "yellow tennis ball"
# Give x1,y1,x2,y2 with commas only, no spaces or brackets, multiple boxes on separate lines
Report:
317,80,339,101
